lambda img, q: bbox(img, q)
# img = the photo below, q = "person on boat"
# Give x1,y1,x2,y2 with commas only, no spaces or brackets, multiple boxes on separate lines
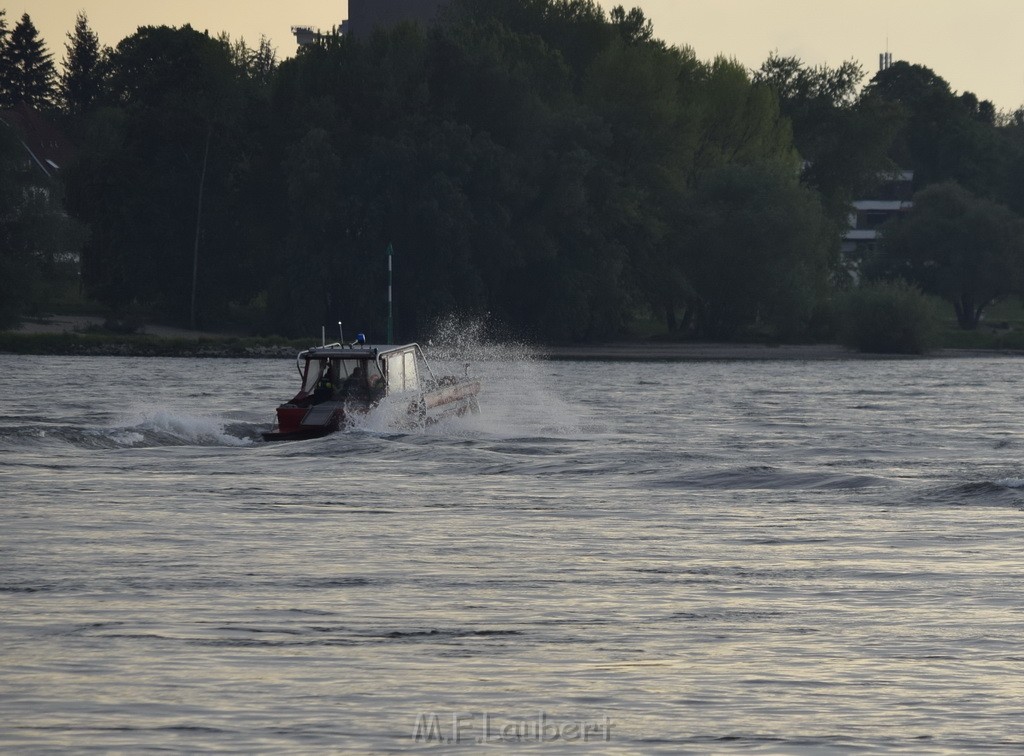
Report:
340,366,366,397
312,365,336,403
368,372,385,400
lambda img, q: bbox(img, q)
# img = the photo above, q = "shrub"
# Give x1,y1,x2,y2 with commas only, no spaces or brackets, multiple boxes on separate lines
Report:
838,280,938,354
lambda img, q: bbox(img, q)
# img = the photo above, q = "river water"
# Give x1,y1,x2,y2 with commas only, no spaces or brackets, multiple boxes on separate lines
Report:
2,350,1024,753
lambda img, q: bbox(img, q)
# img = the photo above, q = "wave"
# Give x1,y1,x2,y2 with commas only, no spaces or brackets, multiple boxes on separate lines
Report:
0,408,259,449
654,465,888,491
113,408,258,447
914,479,1024,508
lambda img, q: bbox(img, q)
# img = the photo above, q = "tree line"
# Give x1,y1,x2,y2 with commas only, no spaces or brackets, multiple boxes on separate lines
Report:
4,0,1024,341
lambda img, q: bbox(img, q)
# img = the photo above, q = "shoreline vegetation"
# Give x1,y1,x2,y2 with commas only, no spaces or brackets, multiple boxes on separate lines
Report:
3,316,1022,361
12,5,1024,349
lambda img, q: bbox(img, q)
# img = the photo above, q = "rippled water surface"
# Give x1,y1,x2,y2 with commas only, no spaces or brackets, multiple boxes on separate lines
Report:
3,352,1024,753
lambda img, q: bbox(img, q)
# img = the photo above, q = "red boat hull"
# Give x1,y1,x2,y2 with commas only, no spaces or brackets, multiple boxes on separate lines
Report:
261,403,344,441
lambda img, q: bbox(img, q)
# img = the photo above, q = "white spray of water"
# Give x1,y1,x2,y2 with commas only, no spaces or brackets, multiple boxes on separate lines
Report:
104,406,254,447
996,478,1024,489
351,315,589,440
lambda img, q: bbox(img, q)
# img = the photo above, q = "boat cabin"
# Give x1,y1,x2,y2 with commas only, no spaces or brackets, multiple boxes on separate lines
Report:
262,339,479,441
290,343,431,407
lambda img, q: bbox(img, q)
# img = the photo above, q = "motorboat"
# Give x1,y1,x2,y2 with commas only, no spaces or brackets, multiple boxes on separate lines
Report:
262,335,480,441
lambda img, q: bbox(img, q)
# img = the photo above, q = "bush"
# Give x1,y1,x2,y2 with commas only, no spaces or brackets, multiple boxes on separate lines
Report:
838,280,938,354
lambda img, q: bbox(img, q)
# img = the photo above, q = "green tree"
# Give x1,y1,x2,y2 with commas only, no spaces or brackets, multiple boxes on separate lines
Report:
684,162,834,340
68,26,246,326
0,122,35,327
608,5,653,44
0,10,10,101
877,181,1024,329
219,33,277,86
863,62,1001,197
755,53,901,223
1,13,56,107
62,0,857,342
996,111,1024,216
690,57,796,179
0,10,11,103
59,11,104,118
247,36,277,86
580,37,699,332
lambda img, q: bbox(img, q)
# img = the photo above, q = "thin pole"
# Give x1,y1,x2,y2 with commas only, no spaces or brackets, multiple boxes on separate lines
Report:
190,126,212,331
387,243,394,343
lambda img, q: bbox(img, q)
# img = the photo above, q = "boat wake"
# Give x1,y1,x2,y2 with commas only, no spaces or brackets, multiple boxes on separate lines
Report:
110,409,259,447
0,408,259,450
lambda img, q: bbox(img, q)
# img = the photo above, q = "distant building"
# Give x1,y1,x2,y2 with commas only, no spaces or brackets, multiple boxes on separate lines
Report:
0,105,80,269
0,103,75,179
840,169,914,281
291,25,328,48
836,52,912,277
293,0,450,48
841,170,914,256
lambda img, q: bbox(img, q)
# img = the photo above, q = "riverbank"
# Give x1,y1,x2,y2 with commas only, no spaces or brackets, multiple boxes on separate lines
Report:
6,312,1024,360
3,329,1022,361
544,342,860,360
0,331,302,358
543,342,1024,360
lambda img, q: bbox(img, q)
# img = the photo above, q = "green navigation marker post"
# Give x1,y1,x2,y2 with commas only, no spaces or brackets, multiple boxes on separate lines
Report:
387,242,394,343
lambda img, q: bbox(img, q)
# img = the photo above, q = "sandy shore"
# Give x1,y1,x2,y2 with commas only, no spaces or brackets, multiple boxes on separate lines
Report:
543,342,856,360
13,314,232,339
541,342,1022,361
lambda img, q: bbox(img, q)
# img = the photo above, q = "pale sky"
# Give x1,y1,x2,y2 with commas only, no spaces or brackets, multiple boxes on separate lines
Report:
19,1,1024,111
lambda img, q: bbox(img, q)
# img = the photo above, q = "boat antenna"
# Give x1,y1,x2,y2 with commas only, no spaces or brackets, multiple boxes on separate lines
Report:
321,326,326,346
338,322,344,342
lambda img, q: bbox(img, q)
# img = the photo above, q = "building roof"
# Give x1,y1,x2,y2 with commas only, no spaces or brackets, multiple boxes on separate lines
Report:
0,104,76,177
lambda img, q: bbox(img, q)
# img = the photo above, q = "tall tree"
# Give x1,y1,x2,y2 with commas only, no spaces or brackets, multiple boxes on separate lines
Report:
609,5,653,44
219,33,277,86
250,36,277,85
755,53,900,224
0,10,10,102
876,181,1024,329
69,25,244,324
0,121,35,327
60,12,104,118
684,162,834,340
1,13,56,107
862,61,1001,196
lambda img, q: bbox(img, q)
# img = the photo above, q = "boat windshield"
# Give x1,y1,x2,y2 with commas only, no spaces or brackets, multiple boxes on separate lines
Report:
301,358,383,395
338,359,383,383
